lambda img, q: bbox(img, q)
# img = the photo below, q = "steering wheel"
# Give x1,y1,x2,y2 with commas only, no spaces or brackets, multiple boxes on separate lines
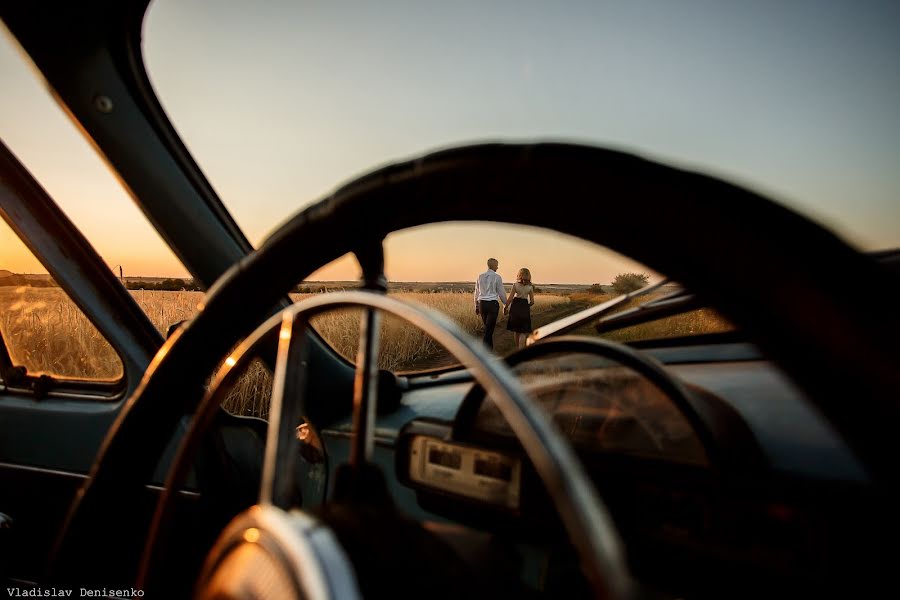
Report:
141,292,631,598
51,143,900,594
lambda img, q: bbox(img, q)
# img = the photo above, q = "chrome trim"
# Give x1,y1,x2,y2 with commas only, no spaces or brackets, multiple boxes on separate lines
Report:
0,461,87,481
320,429,397,448
262,313,311,508
1,385,123,402
145,485,201,500
529,279,669,343
350,308,381,465
197,505,361,600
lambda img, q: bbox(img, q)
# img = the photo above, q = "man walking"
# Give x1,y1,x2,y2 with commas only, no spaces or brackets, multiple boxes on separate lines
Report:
474,258,507,350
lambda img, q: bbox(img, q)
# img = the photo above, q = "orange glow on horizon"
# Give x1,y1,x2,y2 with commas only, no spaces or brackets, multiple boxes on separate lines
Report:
3,216,656,285
303,224,658,285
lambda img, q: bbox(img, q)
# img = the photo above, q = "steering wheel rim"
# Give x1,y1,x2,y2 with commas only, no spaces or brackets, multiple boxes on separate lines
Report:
141,292,634,598
52,142,900,589
454,336,718,466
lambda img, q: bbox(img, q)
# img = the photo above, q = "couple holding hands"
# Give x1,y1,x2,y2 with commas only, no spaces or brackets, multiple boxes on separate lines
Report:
474,257,534,351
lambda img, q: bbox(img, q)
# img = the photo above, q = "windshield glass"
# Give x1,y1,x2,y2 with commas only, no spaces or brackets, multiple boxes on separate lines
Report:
143,0,899,253
139,0,894,369
293,226,733,372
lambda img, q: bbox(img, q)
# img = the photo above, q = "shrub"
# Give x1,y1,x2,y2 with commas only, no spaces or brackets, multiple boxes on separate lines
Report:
611,272,650,294
124,278,202,291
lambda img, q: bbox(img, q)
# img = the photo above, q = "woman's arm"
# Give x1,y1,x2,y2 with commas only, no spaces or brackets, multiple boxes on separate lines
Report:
528,288,535,306
504,283,517,313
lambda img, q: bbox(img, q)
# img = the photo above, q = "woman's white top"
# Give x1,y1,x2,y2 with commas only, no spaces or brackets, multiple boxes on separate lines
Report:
513,282,534,297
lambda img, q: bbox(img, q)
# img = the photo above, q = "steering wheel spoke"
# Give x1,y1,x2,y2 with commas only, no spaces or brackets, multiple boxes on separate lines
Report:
354,236,388,293
350,307,382,466
262,311,313,508
350,234,388,467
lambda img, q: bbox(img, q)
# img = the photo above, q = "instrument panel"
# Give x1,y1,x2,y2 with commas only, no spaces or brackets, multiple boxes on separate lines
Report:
407,435,522,510
398,345,711,513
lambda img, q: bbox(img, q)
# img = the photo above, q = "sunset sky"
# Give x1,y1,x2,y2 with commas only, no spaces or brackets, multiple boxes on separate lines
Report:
2,0,899,283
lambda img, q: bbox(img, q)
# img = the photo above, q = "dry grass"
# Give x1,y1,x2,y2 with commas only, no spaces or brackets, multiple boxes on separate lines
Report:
299,291,567,372
0,286,123,379
0,287,568,416
130,288,204,333
1,285,731,418
0,287,203,379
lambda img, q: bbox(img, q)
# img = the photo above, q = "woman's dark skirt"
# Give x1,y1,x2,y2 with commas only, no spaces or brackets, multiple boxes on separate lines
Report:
507,297,532,333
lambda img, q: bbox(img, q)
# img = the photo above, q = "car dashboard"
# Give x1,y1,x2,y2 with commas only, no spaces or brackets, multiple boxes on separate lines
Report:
319,340,876,598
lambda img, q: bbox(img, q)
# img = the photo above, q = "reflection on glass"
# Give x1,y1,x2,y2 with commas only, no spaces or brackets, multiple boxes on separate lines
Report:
0,283,124,380
476,352,708,465
220,357,273,419
0,220,123,381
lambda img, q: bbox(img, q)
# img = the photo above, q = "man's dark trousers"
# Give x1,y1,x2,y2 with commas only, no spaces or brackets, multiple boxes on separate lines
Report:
479,300,500,349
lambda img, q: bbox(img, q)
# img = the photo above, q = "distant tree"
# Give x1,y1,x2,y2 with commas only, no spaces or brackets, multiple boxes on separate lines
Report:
157,278,185,291
611,272,650,294
0,274,57,288
124,278,201,291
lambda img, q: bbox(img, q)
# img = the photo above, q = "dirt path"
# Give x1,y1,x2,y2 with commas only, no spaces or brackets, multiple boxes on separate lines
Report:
489,299,591,355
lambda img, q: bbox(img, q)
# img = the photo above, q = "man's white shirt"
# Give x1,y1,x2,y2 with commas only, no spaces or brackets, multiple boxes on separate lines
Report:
474,269,507,307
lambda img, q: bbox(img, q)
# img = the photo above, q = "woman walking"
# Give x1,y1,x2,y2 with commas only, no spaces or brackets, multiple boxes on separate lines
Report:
504,267,535,350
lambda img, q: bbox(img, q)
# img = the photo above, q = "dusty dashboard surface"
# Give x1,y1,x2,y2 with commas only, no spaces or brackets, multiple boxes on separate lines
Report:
473,352,708,466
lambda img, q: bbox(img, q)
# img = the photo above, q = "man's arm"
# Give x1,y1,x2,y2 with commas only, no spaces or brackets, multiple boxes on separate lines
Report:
495,274,507,305
474,275,481,313
505,284,516,305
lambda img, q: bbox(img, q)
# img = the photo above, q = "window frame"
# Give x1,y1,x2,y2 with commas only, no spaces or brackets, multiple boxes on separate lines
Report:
0,140,163,401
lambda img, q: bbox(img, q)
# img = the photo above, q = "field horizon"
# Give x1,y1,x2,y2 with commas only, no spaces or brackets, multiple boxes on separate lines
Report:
0,271,610,292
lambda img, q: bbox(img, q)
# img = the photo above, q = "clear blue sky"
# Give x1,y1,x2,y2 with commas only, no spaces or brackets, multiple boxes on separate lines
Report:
3,0,899,282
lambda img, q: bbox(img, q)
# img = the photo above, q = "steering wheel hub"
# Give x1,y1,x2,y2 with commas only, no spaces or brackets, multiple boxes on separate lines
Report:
197,506,360,600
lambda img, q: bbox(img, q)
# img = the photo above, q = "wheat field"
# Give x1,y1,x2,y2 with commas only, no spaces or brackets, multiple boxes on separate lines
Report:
1,285,731,418
301,291,566,371
566,291,733,342
0,286,125,379
0,287,567,415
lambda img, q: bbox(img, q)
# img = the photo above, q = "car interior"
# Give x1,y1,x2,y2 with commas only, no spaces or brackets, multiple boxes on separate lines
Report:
2,2,899,599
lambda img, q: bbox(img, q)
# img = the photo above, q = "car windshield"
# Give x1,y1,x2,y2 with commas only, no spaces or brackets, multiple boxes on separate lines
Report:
138,0,897,371
3,1,897,377
142,0,899,253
